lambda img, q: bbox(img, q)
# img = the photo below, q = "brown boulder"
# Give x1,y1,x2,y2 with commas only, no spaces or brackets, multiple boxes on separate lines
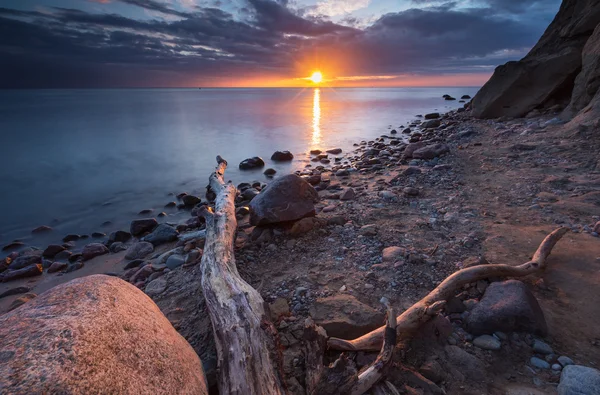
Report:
0,275,208,394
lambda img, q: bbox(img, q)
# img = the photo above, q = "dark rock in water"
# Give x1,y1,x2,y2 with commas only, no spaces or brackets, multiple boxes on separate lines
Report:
249,174,319,226
1,264,43,282
68,253,82,263
271,150,294,161
108,230,132,244
182,195,201,207
124,259,145,270
0,286,30,299
241,188,260,201
326,148,342,155
445,96,456,101
310,149,322,155
9,254,42,270
62,234,80,243
43,245,66,259
425,112,440,119
421,119,441,128
101,221,112,227
54,250,72,261
143,224,179,246
412,144,450,160
390,129,397,134
0,275,208,394
48,261,68,274
32,225,52,234
237,182,252,191
461,95,471,99
138,209,153,215
8,293,37,311
41,259,53,269
236,206,250,217
2,241,24,252
239,156,265,170
91,232,106,238
66,262,85,273
309,294,384,339
263,168,276,176
466,280,547,336
130,218,158,237
165,201,177,208
81,243,109,261
176,192,188,199
158,212,167,217
109,242,127,253
402,127,411,134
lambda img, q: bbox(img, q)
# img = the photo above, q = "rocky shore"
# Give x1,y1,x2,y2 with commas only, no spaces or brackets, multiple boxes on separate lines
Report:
2,96,600,393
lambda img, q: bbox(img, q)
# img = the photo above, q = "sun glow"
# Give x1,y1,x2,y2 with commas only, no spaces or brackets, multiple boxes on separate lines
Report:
310,71,323,84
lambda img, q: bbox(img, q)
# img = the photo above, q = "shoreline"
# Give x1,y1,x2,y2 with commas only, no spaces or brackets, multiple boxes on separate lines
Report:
2,102,600,393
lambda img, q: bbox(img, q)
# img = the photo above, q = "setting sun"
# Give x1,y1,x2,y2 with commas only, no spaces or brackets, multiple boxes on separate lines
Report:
310,71,323,84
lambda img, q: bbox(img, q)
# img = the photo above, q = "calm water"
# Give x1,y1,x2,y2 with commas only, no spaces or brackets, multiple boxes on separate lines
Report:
0,87,478,247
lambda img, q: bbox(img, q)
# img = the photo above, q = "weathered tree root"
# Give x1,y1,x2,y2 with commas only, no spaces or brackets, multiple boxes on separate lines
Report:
328,227,569,351
199,156,285,395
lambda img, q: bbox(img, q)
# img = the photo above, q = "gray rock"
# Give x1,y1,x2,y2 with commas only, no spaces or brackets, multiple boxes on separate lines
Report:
340,188,356,201
108,230,132,243
145,277,168,296
166,255,185,270
421,119,441,128
558,356,574,367
553,364,563,371
143,224,179,246
81,243,109,261
326,148,342,155
8,254,42,270
249,174,318,226
412,144,450,160
424,112,440,119
182,195,201,207
530,357,551,369
444,345,485,381
558,365,600,395
47,261,68,274
125,242,154,260
109,242,127,253
473,334,501,350
42,244,66,259
466,280,547,336
0,275,208,394
532,339,553,355
239,156,265,170
130,218,158,237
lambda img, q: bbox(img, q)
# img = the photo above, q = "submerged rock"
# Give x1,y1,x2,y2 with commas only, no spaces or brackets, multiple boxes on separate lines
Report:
0,275,208,394
271,150,294,161
239,156,265,170
130,218,158,237
82,243,109,261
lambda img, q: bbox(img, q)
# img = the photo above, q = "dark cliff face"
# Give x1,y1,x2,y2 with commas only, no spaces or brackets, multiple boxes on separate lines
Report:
471,0,600,122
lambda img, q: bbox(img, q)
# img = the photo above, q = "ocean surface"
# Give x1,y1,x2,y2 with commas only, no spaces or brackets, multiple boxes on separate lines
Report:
0,87,479,247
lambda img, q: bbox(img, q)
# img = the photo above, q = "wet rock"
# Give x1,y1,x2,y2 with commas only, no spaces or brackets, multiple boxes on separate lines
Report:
340,188,356,201
125,242,154,260
263,168,276,176
421,119,441,128
130,219,158,237
412,144,450,160
0,275,208,394
9,254,42,270
32,225,52,234
166,255,185,270
236,206,250,217
309,294,384,339
81,243,109,261
91,232,106,238
466,280,547,336
182,195,201,207
124,259,145,270
143,224,179,246
109,242,127,253
108,230,132,244
2,241,24,252
0,264,43,282
66,262,84,273
473,335,501,350
239,156,265,170
558,365,600,395
8,293,37,311
249,174,318,226
47,261,68,274
326,148,342,155
242,188,260,201
165,201,177,208
138,209,153,215
271,151,294,161
424,112,440,119
62,234,80,243
0,286,30,299
54,250,72,261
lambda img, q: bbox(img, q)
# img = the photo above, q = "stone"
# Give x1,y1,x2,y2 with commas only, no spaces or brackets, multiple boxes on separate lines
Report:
0,275,208,394
530,357,551,370
290,217,317,236
0,286,30,299
558,365,600,395
125,242,154,260
108,230,132,243
402,167,421,176
444,345,485,381
421,119,441,128
359,224,378,236
42,244,66,258
54,250,72,261
309,294,384,339
8,293,37,311
62,234,80,242
473,335,501,350
31,225,52,234
242,188,260,201
553,364,563,371
271,150,294,161
424,112,440,119
412,144,450,160
144,277,168,296
124,259,145,270
340,188,356,201
166,255,185,270
466,280,547,336
143,224,179,246
91,232,106,238
310,149,322,155
165,201,177,208
249,174,319,226
66,262,84,273
419,360,445,383
564,24,600,116
461,95,471,99
594,221,600,234
403,187,419,196
402,142,426,159
269,298,290,321
326,148,342,155
0,264,43,282
382,246,406,262
532,339,553,355
130,218,158,236
239,156,265,170
9,253,42,270
182,195,201,207
82,243,109,261
47,261,68,273
109,242,127,253
558,356,574,367
263,168,276,176
2,241,25,252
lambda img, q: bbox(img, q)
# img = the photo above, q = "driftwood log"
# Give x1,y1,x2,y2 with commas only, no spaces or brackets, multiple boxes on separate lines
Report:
199,156,568,394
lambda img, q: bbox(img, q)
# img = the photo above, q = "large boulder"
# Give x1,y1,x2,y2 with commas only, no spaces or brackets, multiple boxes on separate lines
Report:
472,0,600,118
564,24,600,116
0,275,208,394
466,280,547,336
558,365,600,395
309,294,384,339
249,174,319,226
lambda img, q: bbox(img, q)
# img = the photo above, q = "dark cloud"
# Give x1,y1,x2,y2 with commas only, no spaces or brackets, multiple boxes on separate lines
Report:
0,0,561,87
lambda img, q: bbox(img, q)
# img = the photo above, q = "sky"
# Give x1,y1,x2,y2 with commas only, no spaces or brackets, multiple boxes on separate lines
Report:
0,0,562,88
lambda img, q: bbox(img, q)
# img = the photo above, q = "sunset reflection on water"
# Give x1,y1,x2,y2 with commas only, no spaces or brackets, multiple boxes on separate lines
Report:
312,88,321,147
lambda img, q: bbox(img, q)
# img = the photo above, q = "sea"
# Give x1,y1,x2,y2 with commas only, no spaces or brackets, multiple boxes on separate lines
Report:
0,87,479,247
